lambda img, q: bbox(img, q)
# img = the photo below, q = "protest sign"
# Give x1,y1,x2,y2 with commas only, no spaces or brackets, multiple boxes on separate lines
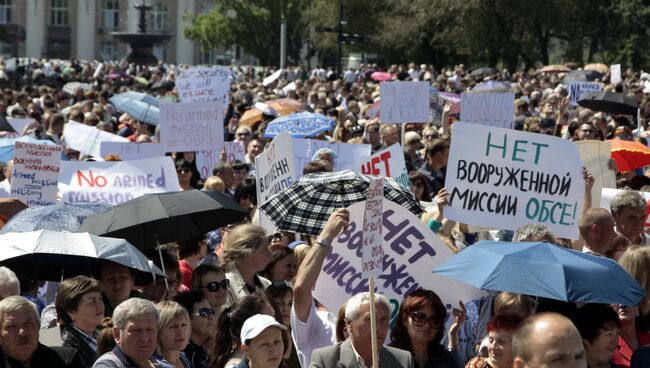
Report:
63,121,128,157
611,64,622,85
460,92,515,129
224,141,246,163
99,142,164,161
293,138,370,178
255,132,296,206
58,157,180,205
445,122,584,239
362,178,384,278
356,144,409,188
159,101,224,153
176,66,232,106
569,81,603,106
600,188,650,227
429,88,444,125
6,118,33,135
574,140,616,208
380,81,430,123
195,141,246,179
313,199,482,325
11,142,61,206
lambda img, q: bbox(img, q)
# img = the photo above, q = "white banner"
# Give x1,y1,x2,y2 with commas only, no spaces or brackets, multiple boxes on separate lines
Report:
99,142,164,161
63,121,128,158
195,141,247,179
362,177,384,278
611,64,622,85
380,81,430,123
445,122,585,239
293,138,370,178
159,101,224,153
176,66,232,106
58,157,180,205
569,81,603,106
255,132,296,206
356,143,409,188
460,92,515,129
6,118,33,135
11,142,61,206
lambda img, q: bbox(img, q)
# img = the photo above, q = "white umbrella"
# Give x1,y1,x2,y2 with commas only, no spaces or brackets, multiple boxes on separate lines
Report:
0,230,164,284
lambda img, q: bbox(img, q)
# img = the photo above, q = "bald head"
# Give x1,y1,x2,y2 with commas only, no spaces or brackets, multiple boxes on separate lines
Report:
513,313,586,368
578,208,616,255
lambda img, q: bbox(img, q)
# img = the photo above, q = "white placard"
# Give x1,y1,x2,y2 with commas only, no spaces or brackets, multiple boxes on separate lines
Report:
293,138,370,178
362,177,384,278
176,66,232,106
460,92,515,129
569,81,603,106
380,81,430,123
195,141,247,180
574,140,616,208
445,122,585,239
63,121,129,158
99,142,164,161
255,132,296,206
159,101,224,153
6,118,33,135
11,142,62,206
356,143,409,188
611,64,622,85
58,157,180,205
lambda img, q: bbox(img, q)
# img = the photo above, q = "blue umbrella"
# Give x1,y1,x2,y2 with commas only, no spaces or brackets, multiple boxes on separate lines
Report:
263,111,335,138
109,92,160,126
0,202,112,234
433,241,645,305
0,136,57,162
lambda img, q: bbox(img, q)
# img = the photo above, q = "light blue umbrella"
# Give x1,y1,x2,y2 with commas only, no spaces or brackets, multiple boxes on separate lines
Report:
0,136,57,162
0,202,112,234
263,111,335,138
109,91,160,125
433,241,645,305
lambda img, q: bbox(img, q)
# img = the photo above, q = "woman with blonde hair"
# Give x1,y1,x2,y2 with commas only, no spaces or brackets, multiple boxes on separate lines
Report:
153,301,193,368
619,245,650,324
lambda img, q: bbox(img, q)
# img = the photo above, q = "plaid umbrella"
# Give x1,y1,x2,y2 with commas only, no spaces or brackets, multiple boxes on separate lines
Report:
259,170,423,236
0,202,112,234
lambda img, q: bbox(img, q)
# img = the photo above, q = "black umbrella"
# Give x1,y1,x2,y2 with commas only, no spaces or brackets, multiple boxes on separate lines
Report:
77,190,248,251
577,91,639,115
563,70,604,84
470,67,497,77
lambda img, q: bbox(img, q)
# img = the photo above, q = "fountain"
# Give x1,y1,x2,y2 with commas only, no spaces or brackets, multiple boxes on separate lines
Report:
111,1,171,65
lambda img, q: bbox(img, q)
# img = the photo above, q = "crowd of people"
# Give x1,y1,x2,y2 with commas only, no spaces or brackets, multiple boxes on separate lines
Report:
0,56,648,368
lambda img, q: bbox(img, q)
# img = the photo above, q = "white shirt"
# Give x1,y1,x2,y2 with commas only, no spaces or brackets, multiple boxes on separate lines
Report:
290,299,336,368
0,179,10,198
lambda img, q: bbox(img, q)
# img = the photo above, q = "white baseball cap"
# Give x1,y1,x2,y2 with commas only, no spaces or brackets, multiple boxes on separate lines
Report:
240,314,286,343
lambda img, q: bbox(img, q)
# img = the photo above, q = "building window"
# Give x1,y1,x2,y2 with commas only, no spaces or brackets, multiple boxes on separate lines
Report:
100,41,118,61
50,0,68,26
0,41,12,58
101,0,119,29
0,0,12,24
150,3,167,32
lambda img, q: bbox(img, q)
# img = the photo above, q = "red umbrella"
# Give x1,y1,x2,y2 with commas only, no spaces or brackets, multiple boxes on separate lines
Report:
610,138,650,172
370,71,393,82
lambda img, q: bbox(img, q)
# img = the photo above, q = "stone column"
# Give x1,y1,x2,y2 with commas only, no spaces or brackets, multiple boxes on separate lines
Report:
25,0,46,58
76,0,96,60
176,0,195,64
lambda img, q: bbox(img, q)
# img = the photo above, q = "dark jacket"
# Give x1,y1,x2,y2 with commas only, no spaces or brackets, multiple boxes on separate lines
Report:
61,325,98,367
3,343,80,368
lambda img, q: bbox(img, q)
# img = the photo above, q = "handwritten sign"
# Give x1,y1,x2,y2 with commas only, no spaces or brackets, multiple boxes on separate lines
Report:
293,138,370,178
445,122,584,239
99,142,164,161
461,92,515,129
380,81,430,123
63,121,129,158
195,142,246,179
58,157,180,205
569,81,603,106
255,132,296,206
159,101,224,153
611,64,622,85
362,177,384,278
11,142,61,206
356,144,409,188
176,66,232,106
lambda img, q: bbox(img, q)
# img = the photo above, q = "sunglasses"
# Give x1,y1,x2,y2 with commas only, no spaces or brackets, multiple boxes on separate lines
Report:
268,233,284,241
176,167,190,174
194,307,216,318
409,311,444,328
204,279,229,292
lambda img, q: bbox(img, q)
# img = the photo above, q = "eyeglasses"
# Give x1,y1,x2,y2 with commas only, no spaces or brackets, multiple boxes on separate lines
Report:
204,279,229,292
268,233,284,241
409,311,444,328
194,307,216,318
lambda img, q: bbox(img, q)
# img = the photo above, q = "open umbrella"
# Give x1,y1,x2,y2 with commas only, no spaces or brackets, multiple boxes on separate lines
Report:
577,91,639,115
0,230,164,285
109,91,160,126
240,98,305,128
263,112,335,138
563,70,604,84
433,241,645,305
584,63,609,75
471,80,511,93
470,67,497,77
62,82,91,96
370,72,393,82
0,202,111,234
259,170,423,236
610,138,650,172
540,64,570,74
78,189,249,251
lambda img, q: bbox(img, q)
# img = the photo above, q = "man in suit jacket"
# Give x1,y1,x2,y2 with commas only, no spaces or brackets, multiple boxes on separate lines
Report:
310,292,414,368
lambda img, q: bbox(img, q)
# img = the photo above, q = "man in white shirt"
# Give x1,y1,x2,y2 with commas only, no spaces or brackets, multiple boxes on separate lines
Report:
578,208,617,257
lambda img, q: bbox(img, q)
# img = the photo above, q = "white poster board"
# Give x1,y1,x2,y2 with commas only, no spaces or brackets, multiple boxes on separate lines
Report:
611,64,622,85
99,142,164,161
574,140,616,208
63,121,129,158
255,132,296,206
11,142,61,206
293,138,370,178
176,66,232,106
159,101,224,153
6,118,33,135
356,144,409,188
380,81,430,123
569,81,603,106
362,177,384,278
58,157,180,205
460,92,515,129
195,141,247,179
445,122,585,239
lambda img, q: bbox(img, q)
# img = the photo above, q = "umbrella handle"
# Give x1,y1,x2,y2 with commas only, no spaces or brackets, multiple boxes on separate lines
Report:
156,235,169,291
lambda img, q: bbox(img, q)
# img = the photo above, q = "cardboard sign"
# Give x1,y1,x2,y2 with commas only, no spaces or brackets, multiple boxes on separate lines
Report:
255,132,296,206
63,121,129,157
11,142,61,206
356,144,409,188
362,177,384,278
195,141,247,178
460,92,515,129
569,81,603,106
6,118,33,135
574,140,616,207
176,66,232,106
99,142,164,161
159,101,224,153
293,138,370,178
380,81,430,123
611,64,622,85
58,157,180,205
313,199,483,326
445,122,585,239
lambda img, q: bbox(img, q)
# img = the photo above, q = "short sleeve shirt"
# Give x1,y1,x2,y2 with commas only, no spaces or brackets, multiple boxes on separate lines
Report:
290,299,337,368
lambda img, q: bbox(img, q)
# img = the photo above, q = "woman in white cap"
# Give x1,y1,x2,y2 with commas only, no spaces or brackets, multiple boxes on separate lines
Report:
237,314,286,368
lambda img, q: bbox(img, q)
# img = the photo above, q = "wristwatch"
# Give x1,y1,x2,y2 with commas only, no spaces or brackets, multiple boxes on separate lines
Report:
316,237,331,247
